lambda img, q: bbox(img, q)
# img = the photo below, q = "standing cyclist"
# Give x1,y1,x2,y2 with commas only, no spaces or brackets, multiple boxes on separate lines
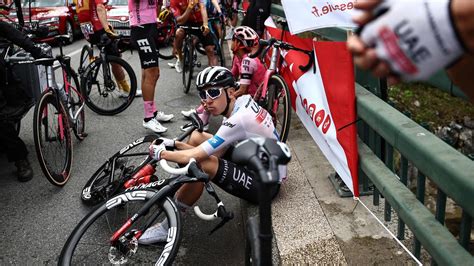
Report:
0,20,51,182
129,0,175,133
169,0,217,73
75,0,140,96
139,66,287,244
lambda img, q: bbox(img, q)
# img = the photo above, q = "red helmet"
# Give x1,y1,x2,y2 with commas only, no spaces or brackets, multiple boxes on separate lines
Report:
233,26,259,48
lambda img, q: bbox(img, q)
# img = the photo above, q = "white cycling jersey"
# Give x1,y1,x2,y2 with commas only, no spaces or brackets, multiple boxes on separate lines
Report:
199,95,287,182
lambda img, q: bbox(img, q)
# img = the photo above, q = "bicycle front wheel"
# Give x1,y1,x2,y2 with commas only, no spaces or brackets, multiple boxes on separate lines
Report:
81,55,137,116
266,74,291,143
81,135,156,206
182,40,193,94
59,191,182,265
156,20,176,60
79,44,93,75
33,89,73,186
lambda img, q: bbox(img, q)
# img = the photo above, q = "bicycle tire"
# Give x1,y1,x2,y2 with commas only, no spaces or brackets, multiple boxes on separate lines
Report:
65,69,86,140
156,19,176,60
182,39,193,94
266,74,291,143
218,36,226,67
33,89,73,186
81,55,137,116
78,44,93,75
81,134,156,206
59,191,182,265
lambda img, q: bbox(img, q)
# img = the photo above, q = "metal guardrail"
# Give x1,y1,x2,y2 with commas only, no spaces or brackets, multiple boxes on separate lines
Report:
270,3,474,264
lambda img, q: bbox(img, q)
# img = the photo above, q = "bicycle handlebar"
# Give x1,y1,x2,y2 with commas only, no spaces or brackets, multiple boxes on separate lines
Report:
179,25,205,32
159,157,197,176
194,202,224,221
249,37,316,73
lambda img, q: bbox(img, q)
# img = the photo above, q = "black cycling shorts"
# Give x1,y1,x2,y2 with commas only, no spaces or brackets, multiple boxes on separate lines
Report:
181,22,215,48
89,29,120,57
131,23,159,69
213,157,280,204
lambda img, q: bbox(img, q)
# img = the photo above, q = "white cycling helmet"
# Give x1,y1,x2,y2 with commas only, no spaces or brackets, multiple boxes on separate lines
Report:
233,26,259,48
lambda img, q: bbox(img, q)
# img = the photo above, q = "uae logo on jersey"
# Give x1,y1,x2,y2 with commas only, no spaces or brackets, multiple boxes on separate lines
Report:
208,135,225,149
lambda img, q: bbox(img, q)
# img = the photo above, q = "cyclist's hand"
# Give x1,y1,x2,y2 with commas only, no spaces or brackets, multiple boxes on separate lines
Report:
157,137,176,149
187,0,199,10
348,0,465,81
105,27,118,39
202,25,210,36
149,141,166,160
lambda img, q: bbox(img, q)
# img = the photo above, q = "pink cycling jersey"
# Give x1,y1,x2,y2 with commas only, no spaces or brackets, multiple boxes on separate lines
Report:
231,54,265,96
129,0,162,26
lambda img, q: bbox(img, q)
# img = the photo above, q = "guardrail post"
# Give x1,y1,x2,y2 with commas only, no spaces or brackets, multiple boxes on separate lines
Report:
397,156,409,240
384,142,393,222
414,172,427,258
459,210,472,251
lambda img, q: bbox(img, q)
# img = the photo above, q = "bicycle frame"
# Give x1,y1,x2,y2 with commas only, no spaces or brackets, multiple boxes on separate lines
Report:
254,45,279,104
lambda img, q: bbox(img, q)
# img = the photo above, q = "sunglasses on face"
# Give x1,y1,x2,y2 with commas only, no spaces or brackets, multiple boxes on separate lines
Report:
199,88,224,100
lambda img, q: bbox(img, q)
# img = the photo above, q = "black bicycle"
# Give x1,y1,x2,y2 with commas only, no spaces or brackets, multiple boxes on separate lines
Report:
231,137,292,265
59,115,234,265
180,25,203,94
80,112,205,206
79,34,138,116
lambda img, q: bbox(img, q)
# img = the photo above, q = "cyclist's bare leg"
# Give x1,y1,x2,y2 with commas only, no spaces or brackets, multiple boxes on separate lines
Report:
205,44,218,66
175,155,220,206
111,63,125,81
141,66,160,101
174,28,185,61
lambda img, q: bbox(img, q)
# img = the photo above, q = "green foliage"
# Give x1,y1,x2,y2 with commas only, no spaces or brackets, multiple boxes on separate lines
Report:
388,83,474,131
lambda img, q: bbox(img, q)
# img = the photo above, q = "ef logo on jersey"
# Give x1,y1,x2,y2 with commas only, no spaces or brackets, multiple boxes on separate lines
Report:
137,39,152,53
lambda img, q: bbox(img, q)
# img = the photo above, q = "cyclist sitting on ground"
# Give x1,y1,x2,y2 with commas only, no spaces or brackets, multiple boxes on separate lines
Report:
169,0,218,73
75,0,141,96
129,0,175,133
138,66,287,244
181,26,265,130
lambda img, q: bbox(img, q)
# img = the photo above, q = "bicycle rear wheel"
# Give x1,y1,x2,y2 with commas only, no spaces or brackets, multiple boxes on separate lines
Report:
182,40,193,94
59,191,182,265
81,55,137,116
81,135,156,206
266,74,291,143
33,89,73,186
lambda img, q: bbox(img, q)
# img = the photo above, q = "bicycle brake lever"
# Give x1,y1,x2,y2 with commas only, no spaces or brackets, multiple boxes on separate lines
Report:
209,209,234,235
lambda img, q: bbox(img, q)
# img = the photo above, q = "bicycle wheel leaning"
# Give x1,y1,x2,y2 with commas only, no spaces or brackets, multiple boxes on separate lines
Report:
33,89,73,186
81,135,156,206
182,39,194,94
59,191,182,265
266,74,291,143
81,55,137,116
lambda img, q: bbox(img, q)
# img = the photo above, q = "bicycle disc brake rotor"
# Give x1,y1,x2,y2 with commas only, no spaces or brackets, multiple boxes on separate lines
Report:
108,236,138,264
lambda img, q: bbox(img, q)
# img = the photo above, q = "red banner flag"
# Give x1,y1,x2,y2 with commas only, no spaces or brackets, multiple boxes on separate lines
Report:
265,19,359,196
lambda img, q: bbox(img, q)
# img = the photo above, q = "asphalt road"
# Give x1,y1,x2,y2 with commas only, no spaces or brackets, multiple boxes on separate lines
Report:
0,38,245,264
